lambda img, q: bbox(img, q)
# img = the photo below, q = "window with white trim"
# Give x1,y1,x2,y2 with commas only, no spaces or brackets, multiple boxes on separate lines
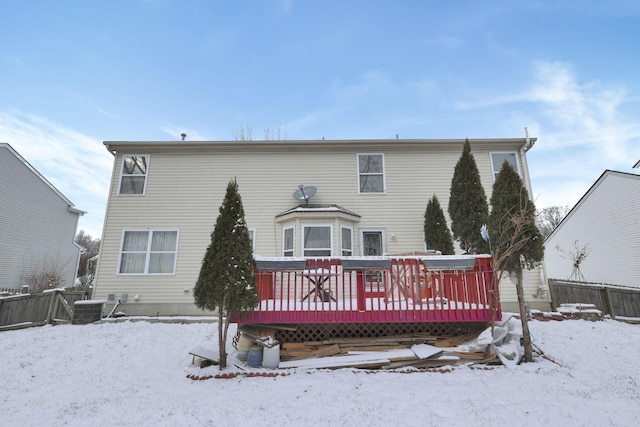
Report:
303,225,332,257
283,227,294,257
118,230,178,274
118,155,149,195
358,153,385,193
341,226,353,256
490,152,520,180
248,229,256,253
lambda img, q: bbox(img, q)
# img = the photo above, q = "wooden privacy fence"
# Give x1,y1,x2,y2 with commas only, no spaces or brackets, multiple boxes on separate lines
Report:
548,279,640,320
0,290,87,331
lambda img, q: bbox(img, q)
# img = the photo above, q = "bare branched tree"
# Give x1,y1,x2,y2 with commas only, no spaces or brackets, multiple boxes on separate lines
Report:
536,205,569,239
489,160,544,363
20,255,70,293
264,125,288,140
233,122,253,141
488,206,542,363
555,240,591,281
75,230,100,289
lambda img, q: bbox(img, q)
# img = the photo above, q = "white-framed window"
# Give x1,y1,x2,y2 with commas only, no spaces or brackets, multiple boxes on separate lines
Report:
490,152,520,180
118,155,149,195
118,229,178,274
357,153,386,193
341,226,353,256
303,225,332,257
360,229,385,256
283,227,294,257
248,228,256,253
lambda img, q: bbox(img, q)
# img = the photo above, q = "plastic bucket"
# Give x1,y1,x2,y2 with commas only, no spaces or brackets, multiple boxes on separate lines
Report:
237,350,248,361
247,345,263,368
262,344,280,369
236,334,253,352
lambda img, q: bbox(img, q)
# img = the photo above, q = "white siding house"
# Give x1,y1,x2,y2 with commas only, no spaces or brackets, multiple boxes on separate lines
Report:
544,170,640,288
93,138,550,315
0,143,85,290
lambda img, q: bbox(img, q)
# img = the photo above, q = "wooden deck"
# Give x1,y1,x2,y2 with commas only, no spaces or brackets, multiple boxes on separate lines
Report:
232,255,500,326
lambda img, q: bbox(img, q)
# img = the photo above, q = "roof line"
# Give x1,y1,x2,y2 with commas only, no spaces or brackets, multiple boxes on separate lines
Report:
0,143,86,216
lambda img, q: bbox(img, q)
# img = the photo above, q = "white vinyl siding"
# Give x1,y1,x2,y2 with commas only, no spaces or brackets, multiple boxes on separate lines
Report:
119,155,149,195
0,144,83,289
94,139,545,312
545,172,640,289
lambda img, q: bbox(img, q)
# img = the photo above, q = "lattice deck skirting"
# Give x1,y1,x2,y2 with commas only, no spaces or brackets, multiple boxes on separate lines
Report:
264,322,488,344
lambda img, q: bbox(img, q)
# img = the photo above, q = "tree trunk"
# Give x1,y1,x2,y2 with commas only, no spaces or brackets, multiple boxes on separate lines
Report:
218,312,227,369
516,270,533,363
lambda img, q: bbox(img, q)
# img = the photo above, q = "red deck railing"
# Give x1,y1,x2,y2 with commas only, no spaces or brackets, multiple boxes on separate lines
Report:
232,255,500,325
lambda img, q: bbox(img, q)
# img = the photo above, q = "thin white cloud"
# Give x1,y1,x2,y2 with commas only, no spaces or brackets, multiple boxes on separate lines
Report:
511,61,640,209
0,110,113,238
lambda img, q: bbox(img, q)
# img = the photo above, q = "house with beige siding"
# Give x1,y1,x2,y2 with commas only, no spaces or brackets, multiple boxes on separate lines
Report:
544,170,640,288
93,138,551,315
0,143,85,291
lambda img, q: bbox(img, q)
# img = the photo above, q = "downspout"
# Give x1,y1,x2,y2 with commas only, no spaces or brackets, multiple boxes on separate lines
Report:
70,207,86,289
521,128,550,305
520,127,535,197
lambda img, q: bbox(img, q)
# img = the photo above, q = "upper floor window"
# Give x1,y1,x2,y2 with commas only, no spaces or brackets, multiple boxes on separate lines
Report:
283,227,294,257
249,229,256,254
303,225,332,257
490,152,520,180
358,153,385,193
119,155,149,195
118,229,178,274
341,226,353,256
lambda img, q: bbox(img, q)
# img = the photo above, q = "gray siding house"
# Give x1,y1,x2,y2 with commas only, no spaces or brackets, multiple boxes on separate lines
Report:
93,137,551,316
0,143,85,290
544,170,640,288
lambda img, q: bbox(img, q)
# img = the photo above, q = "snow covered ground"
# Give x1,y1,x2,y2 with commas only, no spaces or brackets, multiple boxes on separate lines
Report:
1,316,639,426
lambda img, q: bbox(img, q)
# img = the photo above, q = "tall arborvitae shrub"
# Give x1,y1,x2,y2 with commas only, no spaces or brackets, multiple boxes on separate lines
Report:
424,195,454,255
194,179,258,369
488,160,544,363
449,139,489,253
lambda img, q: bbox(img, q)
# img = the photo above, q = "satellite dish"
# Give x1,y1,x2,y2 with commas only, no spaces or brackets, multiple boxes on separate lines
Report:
293,185,317,206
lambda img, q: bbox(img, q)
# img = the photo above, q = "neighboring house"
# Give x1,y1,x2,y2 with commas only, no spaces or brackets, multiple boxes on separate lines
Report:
544,170,640,288
93,138,550,315
0,143,85,290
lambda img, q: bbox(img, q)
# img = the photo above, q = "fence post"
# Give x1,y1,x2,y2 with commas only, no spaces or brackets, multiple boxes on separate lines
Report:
547,279,558,310
603,286,616,320
45,290,59,325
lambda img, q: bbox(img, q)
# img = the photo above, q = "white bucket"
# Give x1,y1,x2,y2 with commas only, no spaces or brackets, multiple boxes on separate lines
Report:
236,333,253,352
262,343,280,369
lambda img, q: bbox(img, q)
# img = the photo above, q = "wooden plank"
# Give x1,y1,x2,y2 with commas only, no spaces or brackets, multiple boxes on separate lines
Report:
346,349,417,362
339,345,409,352
189,345,219,363
288,344,342,361
279,354,392,370
435,333,479,348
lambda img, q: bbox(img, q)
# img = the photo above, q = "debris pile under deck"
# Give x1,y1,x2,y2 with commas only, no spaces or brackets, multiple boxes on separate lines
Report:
240,326,499,370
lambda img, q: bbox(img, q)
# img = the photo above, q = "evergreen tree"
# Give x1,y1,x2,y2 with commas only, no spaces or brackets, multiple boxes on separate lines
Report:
194,179,258,369
488,160,544,363
424,195,454,255
448,139,489,253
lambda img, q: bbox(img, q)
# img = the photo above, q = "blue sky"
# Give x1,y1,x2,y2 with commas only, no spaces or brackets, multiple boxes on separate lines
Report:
2,0,639,238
